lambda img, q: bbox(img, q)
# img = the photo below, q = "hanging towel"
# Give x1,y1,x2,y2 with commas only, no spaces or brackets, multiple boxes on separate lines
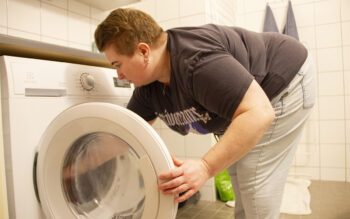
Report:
263,3,279,33
280,177,312,215
283,0,299,40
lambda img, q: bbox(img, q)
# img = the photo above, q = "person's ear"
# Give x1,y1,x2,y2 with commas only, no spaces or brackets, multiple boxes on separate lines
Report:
137,43,150,59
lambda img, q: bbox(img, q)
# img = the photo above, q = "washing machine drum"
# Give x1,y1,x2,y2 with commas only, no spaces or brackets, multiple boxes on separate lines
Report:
36,103,177,219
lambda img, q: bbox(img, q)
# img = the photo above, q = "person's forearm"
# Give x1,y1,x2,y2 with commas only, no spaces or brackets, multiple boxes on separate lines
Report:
202,108,275,178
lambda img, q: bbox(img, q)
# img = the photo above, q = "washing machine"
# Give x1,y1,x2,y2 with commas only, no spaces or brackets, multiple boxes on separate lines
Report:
0,55,177,219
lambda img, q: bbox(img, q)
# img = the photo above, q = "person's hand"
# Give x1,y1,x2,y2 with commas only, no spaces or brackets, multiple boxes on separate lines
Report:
158,156,210,203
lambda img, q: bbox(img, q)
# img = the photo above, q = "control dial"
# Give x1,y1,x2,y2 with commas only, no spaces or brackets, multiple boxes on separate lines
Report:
80,73,95,91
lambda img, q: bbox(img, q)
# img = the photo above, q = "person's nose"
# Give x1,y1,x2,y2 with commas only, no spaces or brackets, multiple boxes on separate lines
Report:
117,70,126,80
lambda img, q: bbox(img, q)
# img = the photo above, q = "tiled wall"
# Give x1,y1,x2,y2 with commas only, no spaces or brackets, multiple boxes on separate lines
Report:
0,0,107,51
235,0,350,182
1,0,348,203
0,0,235,202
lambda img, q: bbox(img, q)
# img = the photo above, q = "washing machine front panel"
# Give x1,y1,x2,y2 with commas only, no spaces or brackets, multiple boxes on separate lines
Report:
36,102,177,219
0,56,137,219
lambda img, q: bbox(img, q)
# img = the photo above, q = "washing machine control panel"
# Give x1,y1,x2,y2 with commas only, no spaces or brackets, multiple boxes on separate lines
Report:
5,56,133,98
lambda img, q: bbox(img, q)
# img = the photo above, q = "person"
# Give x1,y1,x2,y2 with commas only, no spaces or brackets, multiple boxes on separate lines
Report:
94,8,316,219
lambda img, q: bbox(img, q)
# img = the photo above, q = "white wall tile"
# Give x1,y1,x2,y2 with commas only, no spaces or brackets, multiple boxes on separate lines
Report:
347,143,350,169
179,0,205,17
1,0,347,186
41,36,68,47
320,144,346,168
317,47,343,72
342,22,350,46
289,166,296,176
159,19,180,30
319,96,344,120
299,26,316,49
343,46,350,70
345,71,350,95
0,0,7,27
68,0,90,16
234,0,245,15
318,72,344,96
319,121,346,144
307,105,319,121
315,23,342,48
294,2,315,28
205,177,214,187
347,120,350,143
243,11,265,32
294,167,320,180
320,167,346,181
132,0,157,19
156,0,179,22
244,0,266,13
198,185,216,201
235,0,349,183
345,96,350,119
205,0,236,26
8,0,40,34
291,0,315,4
0,26,6,34
300,120,319,144
235,14,245,27
314,0,341,25
214,8,236,25
185,134,212,157
269,6,285,32
341,0,350,21
90,7,107,21
159,129,185,157
90,19,99,44
68,12,90,44
8,28,40,41
41,3,68,40
41,0,68,9
295,143,320,167
179,14,207,27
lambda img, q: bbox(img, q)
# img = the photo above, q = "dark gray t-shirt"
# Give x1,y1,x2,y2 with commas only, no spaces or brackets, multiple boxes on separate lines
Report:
127,24,307,135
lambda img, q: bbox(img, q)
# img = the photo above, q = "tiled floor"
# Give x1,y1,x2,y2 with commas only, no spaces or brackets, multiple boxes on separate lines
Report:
175,180,350,219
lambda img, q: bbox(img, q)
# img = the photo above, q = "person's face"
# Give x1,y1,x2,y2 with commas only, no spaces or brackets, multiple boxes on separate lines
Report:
103,43,154,87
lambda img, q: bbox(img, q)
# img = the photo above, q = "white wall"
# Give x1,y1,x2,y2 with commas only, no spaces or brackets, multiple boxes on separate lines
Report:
2,0,348,204
0,0,108,51
235,0,350,182
0,0,236,201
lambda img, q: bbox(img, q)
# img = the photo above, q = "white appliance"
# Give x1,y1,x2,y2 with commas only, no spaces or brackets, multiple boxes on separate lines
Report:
0,56,177,219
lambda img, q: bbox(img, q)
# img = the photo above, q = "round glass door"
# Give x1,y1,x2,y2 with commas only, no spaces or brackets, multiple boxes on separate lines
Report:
36,102,177,219
62,132,145,218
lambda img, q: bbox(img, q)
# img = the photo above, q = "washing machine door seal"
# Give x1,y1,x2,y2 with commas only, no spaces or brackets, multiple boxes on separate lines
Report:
36,102,177,219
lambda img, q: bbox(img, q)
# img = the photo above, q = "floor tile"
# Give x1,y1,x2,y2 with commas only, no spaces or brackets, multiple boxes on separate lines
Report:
175,180,350,219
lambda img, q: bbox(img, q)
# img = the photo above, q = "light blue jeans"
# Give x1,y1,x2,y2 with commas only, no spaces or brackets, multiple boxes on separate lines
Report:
228,53,316,219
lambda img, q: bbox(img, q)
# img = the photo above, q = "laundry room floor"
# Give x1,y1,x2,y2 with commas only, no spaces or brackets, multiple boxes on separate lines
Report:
175,180,350,219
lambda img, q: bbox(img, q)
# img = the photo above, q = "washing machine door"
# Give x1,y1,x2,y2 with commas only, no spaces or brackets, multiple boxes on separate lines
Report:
36,102,177,219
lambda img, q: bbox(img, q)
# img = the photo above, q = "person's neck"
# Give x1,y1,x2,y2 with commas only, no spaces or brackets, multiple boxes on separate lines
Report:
154,32,171,84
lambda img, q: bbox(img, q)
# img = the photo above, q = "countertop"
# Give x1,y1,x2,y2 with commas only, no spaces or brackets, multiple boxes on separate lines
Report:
0,34,110,68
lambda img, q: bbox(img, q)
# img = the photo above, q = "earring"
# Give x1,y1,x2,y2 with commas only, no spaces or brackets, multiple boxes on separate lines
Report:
144,57,149,64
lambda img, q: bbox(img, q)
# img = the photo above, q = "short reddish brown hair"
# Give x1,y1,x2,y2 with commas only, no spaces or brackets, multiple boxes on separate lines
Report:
94,8,163,56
